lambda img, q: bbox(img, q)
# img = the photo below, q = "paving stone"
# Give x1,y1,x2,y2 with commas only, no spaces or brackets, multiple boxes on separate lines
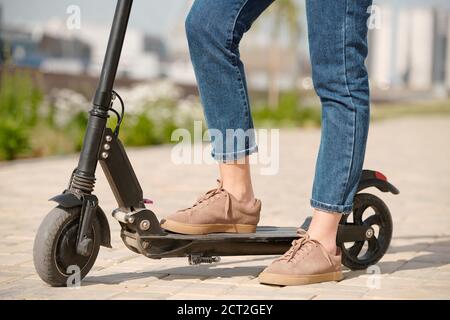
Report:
174,281,235,297
0,253,32,266
363,287,450,299
0,117,449,299
83,270,167,287
167,293,226,300
201,275,256,286
411,252,450,264
313,293,365,300
109,291,171,300
391,261,448,280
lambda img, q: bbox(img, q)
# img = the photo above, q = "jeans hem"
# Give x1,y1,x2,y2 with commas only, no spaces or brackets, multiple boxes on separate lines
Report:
212,145,258,162
310,199,352,214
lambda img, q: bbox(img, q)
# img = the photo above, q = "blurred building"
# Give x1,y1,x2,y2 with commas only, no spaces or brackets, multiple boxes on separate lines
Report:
2,0,450,99
40,19,166,80
165,0,306,91
166,0,450,97
369,2,450,96
165,0,195,85
1,27,44,68
0,14,168,80
39,34,91,73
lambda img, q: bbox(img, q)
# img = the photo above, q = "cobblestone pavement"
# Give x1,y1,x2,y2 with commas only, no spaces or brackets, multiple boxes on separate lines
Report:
0,116,449,300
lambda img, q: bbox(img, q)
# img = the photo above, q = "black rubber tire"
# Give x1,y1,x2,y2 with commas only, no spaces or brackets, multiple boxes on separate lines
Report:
33,205,101,287
340,193,393,271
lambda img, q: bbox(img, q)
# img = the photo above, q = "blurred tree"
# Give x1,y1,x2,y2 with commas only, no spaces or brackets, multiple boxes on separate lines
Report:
266,0,302,107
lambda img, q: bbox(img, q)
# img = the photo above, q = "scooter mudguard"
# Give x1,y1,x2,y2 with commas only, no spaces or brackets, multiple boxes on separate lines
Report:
49,192,112,248
357,170,399,195
49,192,82,208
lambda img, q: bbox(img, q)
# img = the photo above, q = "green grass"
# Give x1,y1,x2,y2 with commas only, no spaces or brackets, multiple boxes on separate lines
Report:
252,92,450,129
252,92,321,128
371,99,450,121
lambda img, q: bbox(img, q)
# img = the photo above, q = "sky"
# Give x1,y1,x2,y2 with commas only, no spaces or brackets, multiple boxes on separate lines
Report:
0,0,186,37
2,0,450,38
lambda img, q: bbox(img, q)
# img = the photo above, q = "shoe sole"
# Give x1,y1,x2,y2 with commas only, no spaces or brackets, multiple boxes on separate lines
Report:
160,219,257,235
258,271,343,286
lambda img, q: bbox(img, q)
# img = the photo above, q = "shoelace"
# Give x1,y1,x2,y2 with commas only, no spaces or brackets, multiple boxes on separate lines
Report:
277,229,333,266
181,179,232,219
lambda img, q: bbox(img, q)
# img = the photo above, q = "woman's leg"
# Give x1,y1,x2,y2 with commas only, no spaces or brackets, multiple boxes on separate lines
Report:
186,0,273,201
307,0,373,253
260,0,373,285
161,0,274,234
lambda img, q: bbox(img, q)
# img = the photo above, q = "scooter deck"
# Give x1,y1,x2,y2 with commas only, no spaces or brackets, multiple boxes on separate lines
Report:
125,226,307,259
147,226,298,240
121,217,367,259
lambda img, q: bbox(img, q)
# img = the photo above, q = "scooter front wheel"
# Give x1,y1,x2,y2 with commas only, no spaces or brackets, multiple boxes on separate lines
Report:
33,205,101,287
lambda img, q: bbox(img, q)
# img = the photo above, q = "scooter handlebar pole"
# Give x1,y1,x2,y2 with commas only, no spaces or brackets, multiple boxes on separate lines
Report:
74,0,133,186
94,0,133,110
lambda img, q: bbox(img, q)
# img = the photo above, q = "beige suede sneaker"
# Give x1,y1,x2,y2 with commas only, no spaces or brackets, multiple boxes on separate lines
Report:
160,180,261,235
259,229,343,286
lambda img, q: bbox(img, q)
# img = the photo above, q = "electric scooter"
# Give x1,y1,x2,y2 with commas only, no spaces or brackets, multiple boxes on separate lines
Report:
33,0,400,287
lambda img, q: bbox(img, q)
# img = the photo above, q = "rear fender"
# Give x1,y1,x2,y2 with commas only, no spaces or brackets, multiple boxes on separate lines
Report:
357,170,399,195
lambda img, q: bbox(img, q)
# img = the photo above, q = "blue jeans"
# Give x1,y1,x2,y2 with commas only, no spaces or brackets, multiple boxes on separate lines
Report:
186,0,372,214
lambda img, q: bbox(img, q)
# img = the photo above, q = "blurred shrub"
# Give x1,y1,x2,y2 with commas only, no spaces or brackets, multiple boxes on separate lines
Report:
0,71,43,160
253,91,321,127
0,73,321,162
0,74,205,161
64,111,89,151
121,113,160,146
113,103,198,146
0,120,30,160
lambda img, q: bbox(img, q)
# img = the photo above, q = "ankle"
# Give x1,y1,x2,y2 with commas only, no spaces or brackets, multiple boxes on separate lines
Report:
308,234,337,255
219,159,255,203
223,185,255,203
307,209,341,255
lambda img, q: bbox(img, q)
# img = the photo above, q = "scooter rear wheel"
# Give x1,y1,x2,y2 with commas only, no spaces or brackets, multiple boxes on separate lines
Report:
33,205,101,287
339,193,393,270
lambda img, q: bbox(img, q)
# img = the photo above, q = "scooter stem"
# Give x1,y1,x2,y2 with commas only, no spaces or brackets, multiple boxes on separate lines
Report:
72,0,133,193
94,0,133,110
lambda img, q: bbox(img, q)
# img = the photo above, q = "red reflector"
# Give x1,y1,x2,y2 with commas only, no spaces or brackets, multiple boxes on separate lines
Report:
375,171,387,181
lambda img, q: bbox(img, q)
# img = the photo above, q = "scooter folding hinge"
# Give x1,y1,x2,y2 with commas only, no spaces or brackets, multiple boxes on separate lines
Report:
112,208,135,224
112,207,149,224
112,207,164,235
